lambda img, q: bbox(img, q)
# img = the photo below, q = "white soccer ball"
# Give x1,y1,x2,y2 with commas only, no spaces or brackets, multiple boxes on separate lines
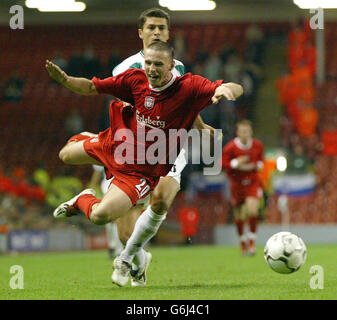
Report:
264,231,307,274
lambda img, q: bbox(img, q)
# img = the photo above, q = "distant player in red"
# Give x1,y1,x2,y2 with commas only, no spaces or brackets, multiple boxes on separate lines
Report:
178,206,200,244
46,41,243,286
221,120,264,255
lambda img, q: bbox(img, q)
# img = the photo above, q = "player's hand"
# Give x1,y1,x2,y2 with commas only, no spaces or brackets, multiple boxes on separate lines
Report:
121,101,134,109
204,126,223,141
212,84,236,104
45,60,68,84
237,155,249,165
212,83,244,104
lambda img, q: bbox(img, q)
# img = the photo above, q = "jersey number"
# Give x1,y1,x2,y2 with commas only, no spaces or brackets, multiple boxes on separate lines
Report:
135,178,150,198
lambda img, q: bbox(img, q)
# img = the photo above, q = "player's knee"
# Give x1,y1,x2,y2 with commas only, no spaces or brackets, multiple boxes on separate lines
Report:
247,210,258,217
151,196,168,215
118,230,131,245
59,148,72,164
151,179,179,215
90,207,111,225
80,131,97,137
246,201,259,216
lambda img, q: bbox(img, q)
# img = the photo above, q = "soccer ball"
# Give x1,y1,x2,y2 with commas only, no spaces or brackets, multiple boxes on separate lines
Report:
264,231,307,274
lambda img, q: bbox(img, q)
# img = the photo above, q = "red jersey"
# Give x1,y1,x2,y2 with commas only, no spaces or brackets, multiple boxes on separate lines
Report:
221,137,264,185
178,207,200,237
92,69,223,178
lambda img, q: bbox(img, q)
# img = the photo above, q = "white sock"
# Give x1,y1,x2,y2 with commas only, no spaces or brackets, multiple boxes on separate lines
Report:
247,232,257,241
119,206,166,265
133,249,146,271
106,223,123,251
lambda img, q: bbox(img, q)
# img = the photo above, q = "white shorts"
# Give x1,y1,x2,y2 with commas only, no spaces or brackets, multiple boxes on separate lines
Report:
165,148,188,186
93,165,111,194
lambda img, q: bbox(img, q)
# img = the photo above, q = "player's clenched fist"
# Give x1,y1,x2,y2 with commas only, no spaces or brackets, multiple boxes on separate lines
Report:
45,60,68,84
211,82,243,104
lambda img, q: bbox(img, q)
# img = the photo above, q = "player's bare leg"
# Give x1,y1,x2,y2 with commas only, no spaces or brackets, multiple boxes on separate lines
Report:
245,197,260,255
65,131,98,146
151,176,180,214
114,176,180,287
54,139,133,223
59,139,102,166
55,168,133,225
116,207,143,245
53,139,105,219
234,204,248,255
85,184,133,225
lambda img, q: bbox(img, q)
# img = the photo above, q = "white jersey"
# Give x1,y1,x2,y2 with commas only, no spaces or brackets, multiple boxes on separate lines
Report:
112,50,185,77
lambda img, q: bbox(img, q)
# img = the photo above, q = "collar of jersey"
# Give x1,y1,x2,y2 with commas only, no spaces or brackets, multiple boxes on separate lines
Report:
234,137,253,150
149,73,176,93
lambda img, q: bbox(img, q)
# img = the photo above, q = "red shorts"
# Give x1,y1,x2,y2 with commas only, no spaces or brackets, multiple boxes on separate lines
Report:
230,179,263,207
83,133,159,206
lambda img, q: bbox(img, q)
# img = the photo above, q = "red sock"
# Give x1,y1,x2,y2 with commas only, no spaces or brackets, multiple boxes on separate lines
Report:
248,216,258,233
248,216,258,250
67,134,90,143
235,219,245,237
249,238,255,249
74,194,101,220
240,240,247,253
235,219,246,253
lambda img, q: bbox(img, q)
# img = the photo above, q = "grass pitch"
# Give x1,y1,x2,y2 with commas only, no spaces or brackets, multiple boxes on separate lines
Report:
0,245,336,300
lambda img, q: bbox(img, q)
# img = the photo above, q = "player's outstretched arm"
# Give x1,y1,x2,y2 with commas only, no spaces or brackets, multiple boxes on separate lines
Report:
211,82,243,104
192,115,214,135
233,155,257,171
45,60,97,95
88,169,102,190
192,115,223,141
237,163,257,171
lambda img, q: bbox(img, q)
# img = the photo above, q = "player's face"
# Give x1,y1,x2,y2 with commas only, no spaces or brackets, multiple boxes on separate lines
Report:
138,17,170,49
237,124,253,142
144,48,174,88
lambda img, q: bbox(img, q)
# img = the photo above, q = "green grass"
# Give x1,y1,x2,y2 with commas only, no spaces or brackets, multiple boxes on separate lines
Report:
0,245,336,300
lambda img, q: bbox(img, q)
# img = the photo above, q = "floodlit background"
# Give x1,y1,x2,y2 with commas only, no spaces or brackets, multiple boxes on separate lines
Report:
0,0,336,253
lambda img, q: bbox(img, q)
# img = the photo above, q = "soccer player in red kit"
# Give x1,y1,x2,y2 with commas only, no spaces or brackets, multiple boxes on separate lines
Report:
221,120,264,256
46,41,243,285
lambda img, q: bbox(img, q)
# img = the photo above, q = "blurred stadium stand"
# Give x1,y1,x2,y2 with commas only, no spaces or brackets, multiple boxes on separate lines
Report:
268,21,337,225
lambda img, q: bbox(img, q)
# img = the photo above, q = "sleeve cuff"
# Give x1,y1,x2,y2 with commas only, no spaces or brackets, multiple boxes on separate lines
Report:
230,159,239,169
91,76,101,93
257,161,264,170
92,164,104,172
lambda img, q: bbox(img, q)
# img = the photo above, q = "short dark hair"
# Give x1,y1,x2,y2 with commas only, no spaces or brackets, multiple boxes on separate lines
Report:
138,7,170,30
236,119,253,129
146,41,174,61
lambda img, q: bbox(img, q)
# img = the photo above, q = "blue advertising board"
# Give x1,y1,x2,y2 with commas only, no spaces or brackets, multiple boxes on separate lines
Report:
9,230,49,251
